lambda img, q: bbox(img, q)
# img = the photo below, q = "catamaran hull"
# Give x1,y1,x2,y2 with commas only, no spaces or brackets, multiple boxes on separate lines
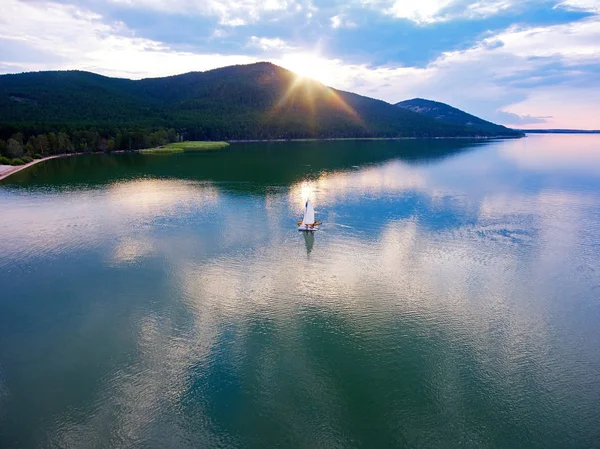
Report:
298,225,318,232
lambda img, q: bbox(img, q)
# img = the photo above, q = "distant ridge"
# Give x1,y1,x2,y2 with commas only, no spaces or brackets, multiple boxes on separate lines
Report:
0,63,523,140
396,98,521,137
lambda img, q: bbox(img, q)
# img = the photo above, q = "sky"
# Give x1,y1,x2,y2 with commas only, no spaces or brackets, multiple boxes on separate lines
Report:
0,0,599,129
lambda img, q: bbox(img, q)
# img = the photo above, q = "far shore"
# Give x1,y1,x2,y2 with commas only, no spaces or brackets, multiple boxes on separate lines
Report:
228,135,523,143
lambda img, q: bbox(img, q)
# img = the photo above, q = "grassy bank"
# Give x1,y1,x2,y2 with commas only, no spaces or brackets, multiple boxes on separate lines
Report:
140,141,229,154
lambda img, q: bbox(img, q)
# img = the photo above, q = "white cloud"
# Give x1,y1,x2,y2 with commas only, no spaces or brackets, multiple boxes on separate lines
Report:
489,20,600,61
358,0,522,24
330,14,358,28
331,14,343,28
0,0,257,78
357,0,450,23
419,16,600,126
248,36,295,52
105,0,528,26
466,0,514,17
557,0,600,13
108,0,308,26
388,0,455,23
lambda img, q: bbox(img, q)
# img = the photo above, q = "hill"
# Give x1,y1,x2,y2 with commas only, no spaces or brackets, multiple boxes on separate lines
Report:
396,98,521,137
0,63,521,143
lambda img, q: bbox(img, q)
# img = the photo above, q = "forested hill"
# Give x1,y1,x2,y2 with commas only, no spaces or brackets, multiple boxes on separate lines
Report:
396,98,519,137
1,63,521,143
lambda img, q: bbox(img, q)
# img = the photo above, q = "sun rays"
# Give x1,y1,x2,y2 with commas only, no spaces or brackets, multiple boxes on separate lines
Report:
323,87,363,124
270,52,364,132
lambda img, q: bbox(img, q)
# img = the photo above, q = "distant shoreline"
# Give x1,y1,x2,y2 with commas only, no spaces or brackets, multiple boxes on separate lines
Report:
228,135,522,143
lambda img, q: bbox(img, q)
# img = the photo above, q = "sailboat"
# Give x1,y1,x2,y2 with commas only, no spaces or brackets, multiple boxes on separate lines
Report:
298,199,321,231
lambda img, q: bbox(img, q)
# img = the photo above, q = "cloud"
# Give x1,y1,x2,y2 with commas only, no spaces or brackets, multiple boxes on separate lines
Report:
330,14,358,28
107,0,309,26
490,20,600,62
420,15,600,127
493,111,551,125
466,0,515,17
557,0,600,13
358,0,527,24
387,0,455,23
0,0,257,77
248,36,295,52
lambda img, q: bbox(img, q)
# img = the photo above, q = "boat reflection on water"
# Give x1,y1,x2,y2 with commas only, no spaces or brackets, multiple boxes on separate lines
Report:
303,231,314,255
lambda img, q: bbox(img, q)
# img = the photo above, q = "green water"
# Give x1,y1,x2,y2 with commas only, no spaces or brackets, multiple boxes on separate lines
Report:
1,135,599,448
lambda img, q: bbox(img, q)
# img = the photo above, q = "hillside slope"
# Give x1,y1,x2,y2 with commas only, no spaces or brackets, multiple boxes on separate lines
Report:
396,98,521,137
0,63,520,140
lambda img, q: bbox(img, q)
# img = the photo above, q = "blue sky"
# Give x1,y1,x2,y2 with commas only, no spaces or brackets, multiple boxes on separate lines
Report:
1,0,599,128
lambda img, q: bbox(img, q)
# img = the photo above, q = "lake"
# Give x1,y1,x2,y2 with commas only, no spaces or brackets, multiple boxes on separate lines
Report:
1,135,599,448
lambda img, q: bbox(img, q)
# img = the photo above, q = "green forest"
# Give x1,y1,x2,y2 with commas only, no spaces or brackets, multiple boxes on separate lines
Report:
0,62,523,165
0,128,179,166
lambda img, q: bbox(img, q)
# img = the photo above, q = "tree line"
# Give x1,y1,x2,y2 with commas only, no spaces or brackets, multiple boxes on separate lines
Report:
0,127,179,166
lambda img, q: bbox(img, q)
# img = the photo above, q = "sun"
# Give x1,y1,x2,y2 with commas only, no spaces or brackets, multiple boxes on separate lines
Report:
271,52,364,127
278,53,331,84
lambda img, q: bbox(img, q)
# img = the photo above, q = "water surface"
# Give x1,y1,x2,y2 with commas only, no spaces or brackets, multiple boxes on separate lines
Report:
1,135,599,448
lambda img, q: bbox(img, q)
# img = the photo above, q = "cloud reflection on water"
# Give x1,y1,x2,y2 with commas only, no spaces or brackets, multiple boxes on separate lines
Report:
1,136,600,447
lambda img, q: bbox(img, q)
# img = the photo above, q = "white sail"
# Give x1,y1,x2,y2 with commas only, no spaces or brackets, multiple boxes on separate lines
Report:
302,199,315,225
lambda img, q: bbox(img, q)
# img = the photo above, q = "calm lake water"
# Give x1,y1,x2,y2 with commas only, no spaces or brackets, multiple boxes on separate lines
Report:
1,135,599,448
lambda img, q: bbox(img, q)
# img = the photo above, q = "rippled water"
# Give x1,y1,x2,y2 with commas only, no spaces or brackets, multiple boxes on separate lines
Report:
1,135,599,448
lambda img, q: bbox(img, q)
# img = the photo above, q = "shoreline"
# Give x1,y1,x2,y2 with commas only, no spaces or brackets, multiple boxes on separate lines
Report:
0,153,82,182
0,150,133,182
228,135,524,143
